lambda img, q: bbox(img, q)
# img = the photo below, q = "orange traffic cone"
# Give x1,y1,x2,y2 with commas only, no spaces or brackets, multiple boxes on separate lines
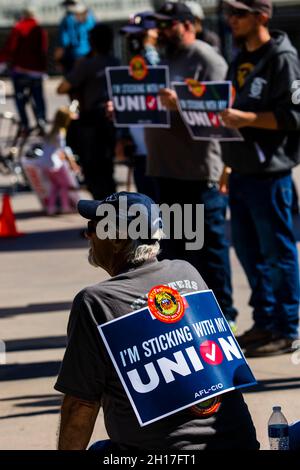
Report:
0,193,23,238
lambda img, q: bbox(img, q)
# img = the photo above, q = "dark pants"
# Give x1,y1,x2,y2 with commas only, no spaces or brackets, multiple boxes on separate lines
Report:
229,172,299,339
78,114,116,200
12,73,46,129
156,177,237,322
133,155,160,202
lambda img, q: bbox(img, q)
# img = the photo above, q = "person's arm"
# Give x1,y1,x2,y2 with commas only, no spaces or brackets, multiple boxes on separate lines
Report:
220,56,300,131
58,395,100,450
219,109,278,130
54,291,107,449
57,79,72,95
158,88,178,111
219,165,232,195
57,59,88,95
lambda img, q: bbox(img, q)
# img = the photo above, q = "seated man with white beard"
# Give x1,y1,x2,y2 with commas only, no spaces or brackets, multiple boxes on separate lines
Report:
55,191,259,451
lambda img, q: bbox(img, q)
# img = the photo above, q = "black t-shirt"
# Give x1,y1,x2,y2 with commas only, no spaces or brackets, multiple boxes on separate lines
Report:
235,39,274,90
55,258,259,450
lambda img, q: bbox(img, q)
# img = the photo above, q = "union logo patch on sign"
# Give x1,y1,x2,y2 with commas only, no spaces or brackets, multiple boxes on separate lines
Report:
129,55,148,81
147,285,185,323
185,78,207,97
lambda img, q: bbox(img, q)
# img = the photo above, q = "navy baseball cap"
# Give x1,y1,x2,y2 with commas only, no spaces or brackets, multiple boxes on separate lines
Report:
78,192,163,241
149,1,195,23
120,11,157,34
223,0,273,16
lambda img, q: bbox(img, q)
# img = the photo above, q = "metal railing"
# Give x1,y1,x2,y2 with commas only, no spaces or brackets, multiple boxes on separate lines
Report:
0,0,298,26
0,0,152,26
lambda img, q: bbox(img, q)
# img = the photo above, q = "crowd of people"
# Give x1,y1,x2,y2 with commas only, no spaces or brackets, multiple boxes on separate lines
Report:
1,0,300,452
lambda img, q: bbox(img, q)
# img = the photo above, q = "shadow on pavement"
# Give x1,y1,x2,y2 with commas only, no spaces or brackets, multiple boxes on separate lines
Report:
0,361,61,381
15,398,61,408
0,409,59,420
6,336,67,352
1,216,300,254
0,395,62,420
1,394,61,402
0,301,72,318
0,227,86,252
243,377,300,393
15,210,45,220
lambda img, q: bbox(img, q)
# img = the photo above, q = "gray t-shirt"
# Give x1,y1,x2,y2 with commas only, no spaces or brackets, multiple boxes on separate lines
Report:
55,258,259,450
145,41,227,181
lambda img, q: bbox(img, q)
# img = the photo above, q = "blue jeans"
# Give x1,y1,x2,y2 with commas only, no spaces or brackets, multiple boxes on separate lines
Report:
229,172,299,339
157,178,237,322
12,72,46,129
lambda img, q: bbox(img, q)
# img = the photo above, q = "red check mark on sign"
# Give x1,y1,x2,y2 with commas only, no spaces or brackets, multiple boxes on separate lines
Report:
206,343,216,361
208,113,221,128
146,95,157,110
200,340,223,366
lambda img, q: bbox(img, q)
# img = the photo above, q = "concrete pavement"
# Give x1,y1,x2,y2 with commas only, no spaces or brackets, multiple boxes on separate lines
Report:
1,186,300,450
0,78,300,450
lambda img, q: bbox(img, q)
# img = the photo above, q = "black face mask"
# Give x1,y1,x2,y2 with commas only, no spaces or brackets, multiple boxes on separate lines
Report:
127,35,144,54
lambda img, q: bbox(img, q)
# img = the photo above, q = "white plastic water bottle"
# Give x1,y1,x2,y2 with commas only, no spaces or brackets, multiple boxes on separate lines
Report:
268,406,289,450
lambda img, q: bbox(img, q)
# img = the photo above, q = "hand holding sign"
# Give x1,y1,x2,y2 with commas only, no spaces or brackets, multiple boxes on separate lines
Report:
219,108,257,129
105,100,114,121
158,88,178,111
105,65,171,128
173,81,243,141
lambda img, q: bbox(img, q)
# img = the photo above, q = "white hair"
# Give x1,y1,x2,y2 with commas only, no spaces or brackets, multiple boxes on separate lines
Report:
88,229,164,269
124,229,164,265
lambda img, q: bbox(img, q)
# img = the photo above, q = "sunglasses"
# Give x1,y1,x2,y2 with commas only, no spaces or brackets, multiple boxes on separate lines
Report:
85,220,98,236
158,19,178,29
224,7,254,18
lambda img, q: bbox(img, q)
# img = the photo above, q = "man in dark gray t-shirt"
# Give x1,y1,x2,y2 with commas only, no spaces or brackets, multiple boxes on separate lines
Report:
143,2,238,329
55,192,259,450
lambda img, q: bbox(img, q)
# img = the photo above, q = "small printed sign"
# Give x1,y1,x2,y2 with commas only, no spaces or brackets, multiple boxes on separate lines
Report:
106,65,170,128
98,289,256,426
173,81,243,141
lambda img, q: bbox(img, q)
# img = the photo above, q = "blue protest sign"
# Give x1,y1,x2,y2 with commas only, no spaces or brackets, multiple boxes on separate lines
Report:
173,81,243,141
98,289,256,427
106,65,170,127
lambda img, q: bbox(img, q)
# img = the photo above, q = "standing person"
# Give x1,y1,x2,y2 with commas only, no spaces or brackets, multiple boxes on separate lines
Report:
55,1,96,74
38,107,80,215
57,23,118,200
0,7,47,136
117,12,160,200
220,0,300,356
55,191,259,451
185,1,222,52
144,2,238,327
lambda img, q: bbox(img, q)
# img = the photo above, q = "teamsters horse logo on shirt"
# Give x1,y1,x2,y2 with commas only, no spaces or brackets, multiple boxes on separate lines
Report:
148,285,185,323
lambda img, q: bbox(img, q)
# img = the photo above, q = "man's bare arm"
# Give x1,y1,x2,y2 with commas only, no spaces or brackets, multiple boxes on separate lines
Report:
58,394,101,450
220,109,278,130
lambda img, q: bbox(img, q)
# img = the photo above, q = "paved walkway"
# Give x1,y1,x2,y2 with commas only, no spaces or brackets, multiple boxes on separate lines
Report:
1,187,300,449
0,78,300,450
